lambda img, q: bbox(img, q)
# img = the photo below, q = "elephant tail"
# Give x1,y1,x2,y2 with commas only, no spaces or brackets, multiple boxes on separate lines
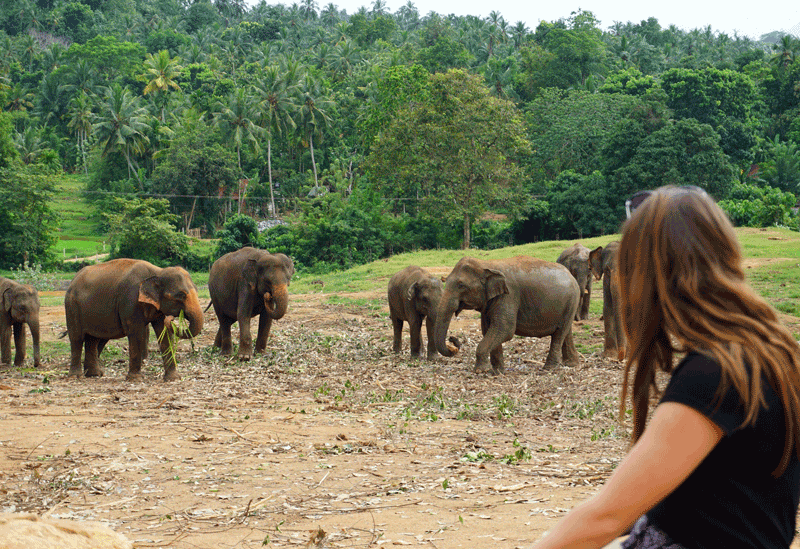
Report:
203,301,213,313
58,330,68,339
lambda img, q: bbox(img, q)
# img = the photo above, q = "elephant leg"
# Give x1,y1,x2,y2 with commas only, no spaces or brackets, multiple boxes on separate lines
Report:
580,283,591,321
12,322,26,367
602,278,620,359
152,321,180,382
1,322,11,365
490,345,505,375
561,326,580,368
255,313,272,354
237,315,254,361
83,336,103,378
475,316,511,374
67,333,84,378
425,316,437,360
97,338,108,356
126,326,149,382
391,316,403,355
142,327,150,361
544,321,573,369
216,316,235,355
408,317,423,359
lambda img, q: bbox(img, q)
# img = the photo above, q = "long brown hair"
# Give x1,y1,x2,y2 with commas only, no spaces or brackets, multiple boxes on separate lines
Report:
618,186,800,475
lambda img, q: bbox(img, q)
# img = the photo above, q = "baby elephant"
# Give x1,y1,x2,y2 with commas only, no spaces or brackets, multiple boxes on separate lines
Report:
388,265,458,360
0,277,40,368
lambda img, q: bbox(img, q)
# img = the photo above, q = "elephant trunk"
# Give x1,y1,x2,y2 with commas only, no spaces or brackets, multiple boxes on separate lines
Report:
176,289,204,339
434,294,458,358
29,316,40,367
264,284,289,320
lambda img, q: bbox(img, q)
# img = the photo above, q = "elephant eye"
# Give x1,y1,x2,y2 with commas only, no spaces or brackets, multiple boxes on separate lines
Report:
174,291,187,301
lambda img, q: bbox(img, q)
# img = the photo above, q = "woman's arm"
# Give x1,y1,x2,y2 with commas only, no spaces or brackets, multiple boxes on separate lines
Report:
531,401,723,549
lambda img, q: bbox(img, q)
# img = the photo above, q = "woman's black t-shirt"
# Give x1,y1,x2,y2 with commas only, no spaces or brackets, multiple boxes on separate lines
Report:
646,352,800,549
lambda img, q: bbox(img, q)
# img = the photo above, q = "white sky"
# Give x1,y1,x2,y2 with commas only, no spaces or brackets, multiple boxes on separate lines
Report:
296,0,800,41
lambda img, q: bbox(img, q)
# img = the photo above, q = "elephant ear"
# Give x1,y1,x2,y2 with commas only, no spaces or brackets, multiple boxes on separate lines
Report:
589,246,604,280
484,269,508,301
2,288,12,312
243,259,259,292
406,281,419,301
138,276,162,310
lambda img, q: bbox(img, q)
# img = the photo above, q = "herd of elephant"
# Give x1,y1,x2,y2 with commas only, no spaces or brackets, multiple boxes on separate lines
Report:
388,242,625,374
0,243,624,382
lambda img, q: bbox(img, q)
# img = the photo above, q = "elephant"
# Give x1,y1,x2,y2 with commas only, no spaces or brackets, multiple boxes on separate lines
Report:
388,265,447,360
208,247,294,360
0,277,41,368
556,243,592,321
434,256,580,374
64,259,204,381
589,242,626,360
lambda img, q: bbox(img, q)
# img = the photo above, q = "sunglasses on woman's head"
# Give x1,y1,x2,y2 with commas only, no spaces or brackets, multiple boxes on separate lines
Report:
625,186,707,219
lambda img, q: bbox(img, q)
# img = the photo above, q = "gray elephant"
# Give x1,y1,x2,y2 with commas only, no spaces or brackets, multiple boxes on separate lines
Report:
208,247,294,360
434,256,580,373
388,265,446,360
0,277,40,368
556,243,592,321
64,259,204,381
589,242,626,360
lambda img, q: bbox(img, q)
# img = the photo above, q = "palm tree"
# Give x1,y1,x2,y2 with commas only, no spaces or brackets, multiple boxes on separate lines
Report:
142,50,183,122
771,35,800,69
214,87,263,173
92,84,152,186
294,74,333,188
254,67,298,216
13,126,47,165
320,3,340,26
65,58,99,97
329,39,362,80
510,21,529,50
371,0,388,16
300,0,318,20
67,91,94,174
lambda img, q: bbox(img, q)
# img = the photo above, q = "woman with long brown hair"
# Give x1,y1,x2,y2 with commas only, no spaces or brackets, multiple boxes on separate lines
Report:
531,185,800,549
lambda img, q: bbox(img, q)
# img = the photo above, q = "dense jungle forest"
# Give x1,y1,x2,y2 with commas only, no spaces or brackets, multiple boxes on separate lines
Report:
1,0,800,273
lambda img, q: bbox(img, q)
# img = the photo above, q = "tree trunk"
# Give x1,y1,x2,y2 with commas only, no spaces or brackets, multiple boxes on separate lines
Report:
268,136,276,216
309,132,319,187
462,214,471,250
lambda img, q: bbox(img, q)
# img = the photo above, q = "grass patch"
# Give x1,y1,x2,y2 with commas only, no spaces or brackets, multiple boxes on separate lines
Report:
747,259,800,316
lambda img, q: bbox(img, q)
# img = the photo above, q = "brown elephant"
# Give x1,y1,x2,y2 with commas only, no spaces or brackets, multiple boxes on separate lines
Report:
0,277,40,368
589,242,626,360
434,256,580,373
556,243,592,321
388,265,446,360
64,259,204,381
208,247,294,360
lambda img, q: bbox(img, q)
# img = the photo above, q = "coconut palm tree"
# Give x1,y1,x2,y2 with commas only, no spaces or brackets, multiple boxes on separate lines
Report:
213,87,263,172
67,90,94,174
92,84,152,186
294,74,333,188
254,67,298,216
142,50,183,122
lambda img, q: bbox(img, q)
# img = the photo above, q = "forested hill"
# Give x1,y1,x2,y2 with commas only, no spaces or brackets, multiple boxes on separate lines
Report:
1,2,800,274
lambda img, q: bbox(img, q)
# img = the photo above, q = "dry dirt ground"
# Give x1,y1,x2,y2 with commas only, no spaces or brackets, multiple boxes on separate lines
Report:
1,273,799,549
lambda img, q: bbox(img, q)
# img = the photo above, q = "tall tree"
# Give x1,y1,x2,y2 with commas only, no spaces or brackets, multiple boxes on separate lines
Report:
141,49,183,122
294,74,333,188
366,69,531,249
213,87,263,173
254,66,297,216
92,84,152,186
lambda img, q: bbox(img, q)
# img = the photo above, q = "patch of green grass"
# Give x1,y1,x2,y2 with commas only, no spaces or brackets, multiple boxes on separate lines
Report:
747,260,800,316
325,295,383,312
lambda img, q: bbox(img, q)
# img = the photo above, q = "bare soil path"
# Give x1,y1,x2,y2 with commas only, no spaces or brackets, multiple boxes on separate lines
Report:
1,286,798,548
